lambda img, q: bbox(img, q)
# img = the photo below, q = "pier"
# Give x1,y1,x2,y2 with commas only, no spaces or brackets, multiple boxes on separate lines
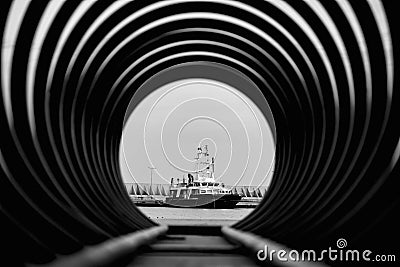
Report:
124,183,267,207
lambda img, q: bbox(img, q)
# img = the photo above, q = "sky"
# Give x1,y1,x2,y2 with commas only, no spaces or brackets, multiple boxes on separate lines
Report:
119,78,275,187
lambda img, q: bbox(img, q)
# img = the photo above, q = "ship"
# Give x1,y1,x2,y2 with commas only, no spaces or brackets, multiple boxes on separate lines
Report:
165,145,242,208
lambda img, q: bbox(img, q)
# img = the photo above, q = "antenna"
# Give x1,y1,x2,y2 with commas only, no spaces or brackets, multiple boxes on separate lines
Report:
148,166,156,189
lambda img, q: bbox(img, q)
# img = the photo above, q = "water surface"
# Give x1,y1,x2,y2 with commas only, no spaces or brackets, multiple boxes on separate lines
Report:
138,207,254,226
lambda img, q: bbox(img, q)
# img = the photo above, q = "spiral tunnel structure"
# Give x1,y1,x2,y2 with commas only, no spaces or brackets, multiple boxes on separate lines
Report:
1,0,399,265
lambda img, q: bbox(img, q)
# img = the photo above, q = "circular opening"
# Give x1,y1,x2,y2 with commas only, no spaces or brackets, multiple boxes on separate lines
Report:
120,63,276,225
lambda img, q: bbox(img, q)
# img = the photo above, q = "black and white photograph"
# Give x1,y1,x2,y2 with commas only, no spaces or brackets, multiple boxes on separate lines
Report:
1,1,398,266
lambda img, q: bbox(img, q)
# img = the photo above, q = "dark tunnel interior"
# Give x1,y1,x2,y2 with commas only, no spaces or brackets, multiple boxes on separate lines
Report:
1,1,399,266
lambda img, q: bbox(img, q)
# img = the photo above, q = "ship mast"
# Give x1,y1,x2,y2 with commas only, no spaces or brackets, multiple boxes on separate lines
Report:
194,145,215,182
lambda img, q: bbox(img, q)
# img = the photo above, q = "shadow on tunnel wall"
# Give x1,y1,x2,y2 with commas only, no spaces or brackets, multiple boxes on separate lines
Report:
1,0,399,266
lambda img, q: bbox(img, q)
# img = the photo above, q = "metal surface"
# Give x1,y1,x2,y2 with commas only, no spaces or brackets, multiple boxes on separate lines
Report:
1,1,398,266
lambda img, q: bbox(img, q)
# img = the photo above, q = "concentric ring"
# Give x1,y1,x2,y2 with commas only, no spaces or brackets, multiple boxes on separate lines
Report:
1,1,398,265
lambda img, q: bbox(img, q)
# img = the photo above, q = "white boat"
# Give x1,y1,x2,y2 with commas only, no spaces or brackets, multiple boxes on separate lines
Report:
165,145,242,208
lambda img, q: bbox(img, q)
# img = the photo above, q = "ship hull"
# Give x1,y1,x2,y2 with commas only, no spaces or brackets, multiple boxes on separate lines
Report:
165,194,242,209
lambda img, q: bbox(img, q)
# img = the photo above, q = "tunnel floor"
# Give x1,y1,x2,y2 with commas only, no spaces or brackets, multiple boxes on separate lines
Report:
128,226,258,267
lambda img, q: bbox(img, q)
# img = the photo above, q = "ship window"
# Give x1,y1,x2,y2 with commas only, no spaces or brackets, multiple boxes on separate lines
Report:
202,183,207,186
200,190,206,193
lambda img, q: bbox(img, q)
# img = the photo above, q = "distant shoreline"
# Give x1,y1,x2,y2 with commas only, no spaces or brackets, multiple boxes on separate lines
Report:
150,218,237,226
